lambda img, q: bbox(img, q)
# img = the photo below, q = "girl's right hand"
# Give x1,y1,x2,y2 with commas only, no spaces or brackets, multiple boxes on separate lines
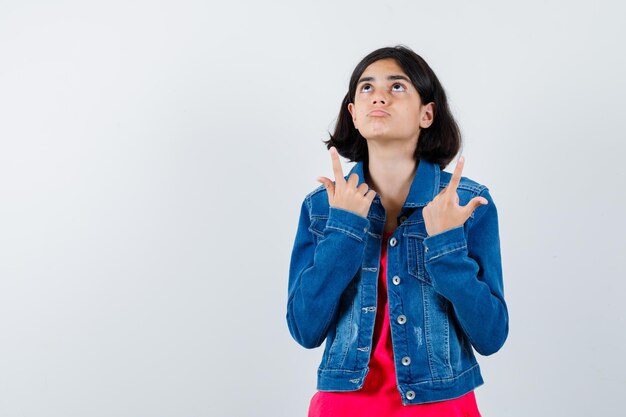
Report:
316,146,377,219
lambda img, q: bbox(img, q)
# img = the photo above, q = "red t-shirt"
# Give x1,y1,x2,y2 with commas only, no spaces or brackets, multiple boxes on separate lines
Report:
308,230,482,417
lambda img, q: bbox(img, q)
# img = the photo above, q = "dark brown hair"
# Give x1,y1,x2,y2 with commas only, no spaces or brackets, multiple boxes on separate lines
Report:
323,45,462,170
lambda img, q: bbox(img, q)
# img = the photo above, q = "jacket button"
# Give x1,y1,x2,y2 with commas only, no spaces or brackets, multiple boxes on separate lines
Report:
401,356,411,366
406,390,415,400
397,315,407,324
392,276,401,285
389,237,397,247
399,215,407,224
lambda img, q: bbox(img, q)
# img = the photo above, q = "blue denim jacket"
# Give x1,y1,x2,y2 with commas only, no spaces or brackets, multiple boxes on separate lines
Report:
286,158,508,405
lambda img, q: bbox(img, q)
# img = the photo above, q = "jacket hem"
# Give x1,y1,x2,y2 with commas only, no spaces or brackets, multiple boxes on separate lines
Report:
316,363,484,405
397,363,484,405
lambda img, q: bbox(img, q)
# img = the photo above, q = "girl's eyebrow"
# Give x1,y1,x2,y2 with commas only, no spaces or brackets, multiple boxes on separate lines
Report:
357,74,411,85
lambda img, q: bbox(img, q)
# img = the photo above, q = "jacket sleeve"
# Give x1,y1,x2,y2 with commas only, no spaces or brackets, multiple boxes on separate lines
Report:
286,196,370,349
422,188,509,356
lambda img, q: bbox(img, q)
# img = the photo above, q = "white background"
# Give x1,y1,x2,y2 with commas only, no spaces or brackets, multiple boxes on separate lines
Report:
1,1,625,416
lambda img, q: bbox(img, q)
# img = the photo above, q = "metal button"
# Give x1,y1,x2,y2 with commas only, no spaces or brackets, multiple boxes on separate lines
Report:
401,356,411,366
399,215,407,224
392,275,401,285
406,390,415,400
389,237,397,247
397,315,407,324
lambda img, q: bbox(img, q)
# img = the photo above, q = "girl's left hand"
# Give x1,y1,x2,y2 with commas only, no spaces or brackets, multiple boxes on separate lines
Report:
422,156,489,236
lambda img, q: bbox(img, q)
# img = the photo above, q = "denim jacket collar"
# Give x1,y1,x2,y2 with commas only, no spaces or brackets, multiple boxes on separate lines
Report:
346,158,441,208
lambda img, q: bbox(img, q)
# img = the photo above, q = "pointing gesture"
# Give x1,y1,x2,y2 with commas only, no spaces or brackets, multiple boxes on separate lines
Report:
422,155,488,236
316,147,377,219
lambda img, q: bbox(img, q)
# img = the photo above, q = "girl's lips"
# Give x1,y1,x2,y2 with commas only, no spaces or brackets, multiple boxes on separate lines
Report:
368,110,390,116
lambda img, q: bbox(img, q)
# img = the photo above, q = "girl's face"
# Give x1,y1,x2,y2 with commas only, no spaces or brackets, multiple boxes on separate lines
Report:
348,58,434,145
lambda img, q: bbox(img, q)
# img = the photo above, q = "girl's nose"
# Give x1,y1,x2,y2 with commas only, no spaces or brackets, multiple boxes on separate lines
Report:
372,91,388,105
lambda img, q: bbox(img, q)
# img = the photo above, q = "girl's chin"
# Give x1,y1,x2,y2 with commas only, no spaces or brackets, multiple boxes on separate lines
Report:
361,131,396,141
361,127,418,142
361,128,390,138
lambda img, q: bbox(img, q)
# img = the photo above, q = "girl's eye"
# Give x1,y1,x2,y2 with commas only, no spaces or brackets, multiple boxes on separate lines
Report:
360,83,406,93
392,83,406,92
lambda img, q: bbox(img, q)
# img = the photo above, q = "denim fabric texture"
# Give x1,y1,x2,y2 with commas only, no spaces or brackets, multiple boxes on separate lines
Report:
286,158,509,405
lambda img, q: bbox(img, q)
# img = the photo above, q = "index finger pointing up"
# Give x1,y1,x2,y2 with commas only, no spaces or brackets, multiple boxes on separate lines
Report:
448,155,465,194
330,147,346,186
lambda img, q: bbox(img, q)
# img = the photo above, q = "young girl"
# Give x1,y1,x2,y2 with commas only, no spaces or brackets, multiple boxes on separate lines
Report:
287,45,508,416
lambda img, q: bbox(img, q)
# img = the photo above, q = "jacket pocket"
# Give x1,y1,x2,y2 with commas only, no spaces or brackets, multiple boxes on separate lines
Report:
406,231,432,285
421,283,453,379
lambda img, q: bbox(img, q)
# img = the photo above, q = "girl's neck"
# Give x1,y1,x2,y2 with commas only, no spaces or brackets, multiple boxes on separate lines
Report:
365,149,418,233
365,151,417,202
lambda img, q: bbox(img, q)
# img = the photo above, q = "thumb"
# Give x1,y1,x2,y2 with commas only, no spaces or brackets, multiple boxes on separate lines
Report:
465,196,488,217
317,176,335,196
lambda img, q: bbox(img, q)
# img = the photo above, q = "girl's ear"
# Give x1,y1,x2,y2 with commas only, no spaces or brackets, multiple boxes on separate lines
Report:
420,102,435,128
347,102,357,128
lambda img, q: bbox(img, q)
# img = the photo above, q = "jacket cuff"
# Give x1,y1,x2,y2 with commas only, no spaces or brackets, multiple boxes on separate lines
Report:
325,207,370,242
423,225,467,262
